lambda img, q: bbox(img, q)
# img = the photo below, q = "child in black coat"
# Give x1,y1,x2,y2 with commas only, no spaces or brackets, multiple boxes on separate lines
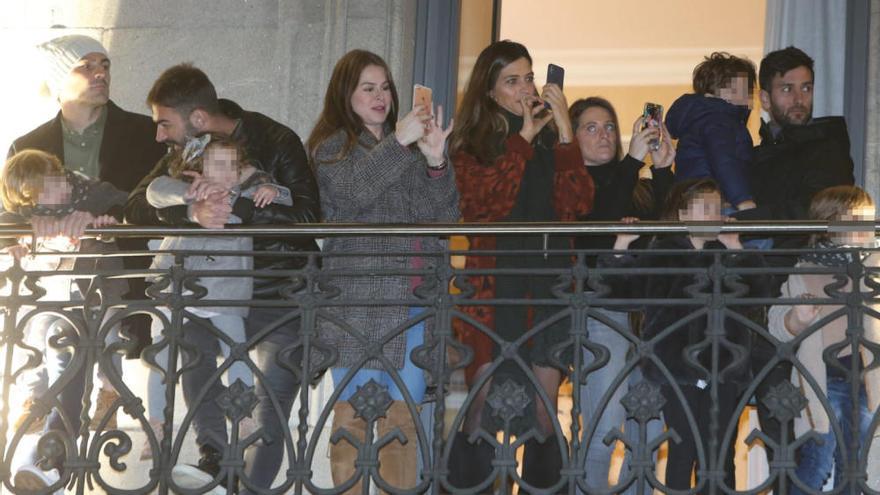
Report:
598,178,769,493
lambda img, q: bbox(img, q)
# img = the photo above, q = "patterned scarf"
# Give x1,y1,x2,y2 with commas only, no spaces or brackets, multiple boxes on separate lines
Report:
20,170,91,218
800,238,873,267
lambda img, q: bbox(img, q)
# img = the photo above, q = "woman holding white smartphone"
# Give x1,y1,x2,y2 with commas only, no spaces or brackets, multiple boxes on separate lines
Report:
308,49,458,493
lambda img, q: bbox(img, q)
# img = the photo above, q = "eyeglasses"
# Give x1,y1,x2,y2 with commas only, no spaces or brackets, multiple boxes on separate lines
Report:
578,122,617,135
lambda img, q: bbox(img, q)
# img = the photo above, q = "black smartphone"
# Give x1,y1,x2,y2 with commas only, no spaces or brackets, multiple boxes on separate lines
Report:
642,102,663,151
544,64,565,109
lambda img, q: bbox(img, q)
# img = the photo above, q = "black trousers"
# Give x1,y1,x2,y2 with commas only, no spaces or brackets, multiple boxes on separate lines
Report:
661,383,739,493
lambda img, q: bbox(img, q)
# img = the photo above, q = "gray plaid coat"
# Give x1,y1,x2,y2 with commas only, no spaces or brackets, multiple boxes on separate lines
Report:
315,128,460,369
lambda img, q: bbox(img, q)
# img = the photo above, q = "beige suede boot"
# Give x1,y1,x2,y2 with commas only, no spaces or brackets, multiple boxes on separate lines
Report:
330,402,368,494
376,400,419,492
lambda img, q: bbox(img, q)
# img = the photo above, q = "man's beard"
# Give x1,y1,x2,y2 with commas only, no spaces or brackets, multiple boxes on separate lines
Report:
770,101,812,127
183,124,201,145
163,123,201,147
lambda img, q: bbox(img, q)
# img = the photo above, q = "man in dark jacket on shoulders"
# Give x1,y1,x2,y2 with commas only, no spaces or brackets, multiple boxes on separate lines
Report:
6,35,165,487
125,64,320,493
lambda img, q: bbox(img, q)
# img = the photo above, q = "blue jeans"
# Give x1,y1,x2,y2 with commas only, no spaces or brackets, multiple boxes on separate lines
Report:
330,308,427,403
44,309,122,435
580,309,660,495
240,306,305,493
791,372,871,494
147,312,253,421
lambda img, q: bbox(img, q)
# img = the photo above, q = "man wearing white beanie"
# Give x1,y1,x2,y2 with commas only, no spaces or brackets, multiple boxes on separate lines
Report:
7,34,166,492
9,33,165,192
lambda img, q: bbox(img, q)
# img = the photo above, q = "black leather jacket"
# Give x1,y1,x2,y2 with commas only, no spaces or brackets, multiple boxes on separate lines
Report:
125,99,321,296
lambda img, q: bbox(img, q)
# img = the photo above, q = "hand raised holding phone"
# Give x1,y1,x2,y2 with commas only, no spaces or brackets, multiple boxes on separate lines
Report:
413,84,433,115
417,104,454,168
628,116,660,161
396,84,435,146
543,64,565,109
540,64,573,144
396,104,432,146
642,102,664,151
518,96,554,143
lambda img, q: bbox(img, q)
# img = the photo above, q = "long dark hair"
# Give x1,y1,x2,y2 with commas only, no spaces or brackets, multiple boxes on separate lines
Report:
450,40,534,165
307,49,400,165
569,96,656,217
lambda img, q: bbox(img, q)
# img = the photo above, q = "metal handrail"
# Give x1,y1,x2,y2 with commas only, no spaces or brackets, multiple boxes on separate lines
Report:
2,234,878,494
0,219,877,237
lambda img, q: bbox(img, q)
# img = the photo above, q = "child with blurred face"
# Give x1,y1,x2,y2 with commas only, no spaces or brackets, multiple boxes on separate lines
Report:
167,138,281,208
602,179,769,492
666,52,758,212
1,150,125,258
142,135,293,459
769,186,880,494
1,150,129,490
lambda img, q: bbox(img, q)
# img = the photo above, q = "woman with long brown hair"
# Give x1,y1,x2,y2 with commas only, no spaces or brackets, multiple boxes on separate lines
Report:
309,49,458,493
449,40,594,492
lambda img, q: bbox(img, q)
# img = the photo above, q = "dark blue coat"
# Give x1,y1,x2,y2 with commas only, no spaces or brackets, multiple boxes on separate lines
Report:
665,93,754,206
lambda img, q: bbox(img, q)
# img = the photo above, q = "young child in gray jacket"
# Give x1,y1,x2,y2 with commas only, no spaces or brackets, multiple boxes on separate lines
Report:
142,135,291,457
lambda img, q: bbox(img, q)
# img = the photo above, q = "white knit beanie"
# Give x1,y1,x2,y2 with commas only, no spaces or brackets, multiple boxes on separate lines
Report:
38,35,109,96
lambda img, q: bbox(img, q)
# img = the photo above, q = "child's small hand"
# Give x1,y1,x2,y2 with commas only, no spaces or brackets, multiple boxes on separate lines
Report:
91,215,118,228
58,210,96,240
252,185,279,208
717,217,743,249
183,171,228,201
31,215,60,239
4,244,30,262
613,217,641,249
785,293,820,335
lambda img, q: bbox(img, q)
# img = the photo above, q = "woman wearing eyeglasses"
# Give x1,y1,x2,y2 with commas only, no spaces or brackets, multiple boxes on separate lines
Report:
569,97,674,494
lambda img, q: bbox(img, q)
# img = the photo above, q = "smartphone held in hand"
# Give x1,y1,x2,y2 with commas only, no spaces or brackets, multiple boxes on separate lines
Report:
544,64,565,109
642,102,663,151
413,84,433,113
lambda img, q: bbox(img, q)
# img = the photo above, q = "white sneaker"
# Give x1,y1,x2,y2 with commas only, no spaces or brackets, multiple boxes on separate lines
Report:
14,464,62,494
171,465,227,494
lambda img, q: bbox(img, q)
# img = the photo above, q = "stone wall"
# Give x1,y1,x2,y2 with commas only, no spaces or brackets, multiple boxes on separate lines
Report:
0,0,417,152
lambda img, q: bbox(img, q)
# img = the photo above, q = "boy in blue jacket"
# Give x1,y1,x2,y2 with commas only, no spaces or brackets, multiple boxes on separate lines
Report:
666,52,757,211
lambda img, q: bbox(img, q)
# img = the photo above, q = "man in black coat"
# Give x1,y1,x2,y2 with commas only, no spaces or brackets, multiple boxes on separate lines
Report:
745,46,855,227
742,46,855,490
6,34,166,490
125,64,320,493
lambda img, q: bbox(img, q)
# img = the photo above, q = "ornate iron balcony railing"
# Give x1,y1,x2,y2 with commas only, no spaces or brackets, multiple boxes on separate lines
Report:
0,222,878,495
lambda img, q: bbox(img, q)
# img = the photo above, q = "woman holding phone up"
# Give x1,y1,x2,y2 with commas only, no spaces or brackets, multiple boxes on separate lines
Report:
449,40,594,492
309,49,458,493
569,96,674,494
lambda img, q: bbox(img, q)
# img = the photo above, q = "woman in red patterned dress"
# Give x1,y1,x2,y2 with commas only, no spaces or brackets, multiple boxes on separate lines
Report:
448,40,594,491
